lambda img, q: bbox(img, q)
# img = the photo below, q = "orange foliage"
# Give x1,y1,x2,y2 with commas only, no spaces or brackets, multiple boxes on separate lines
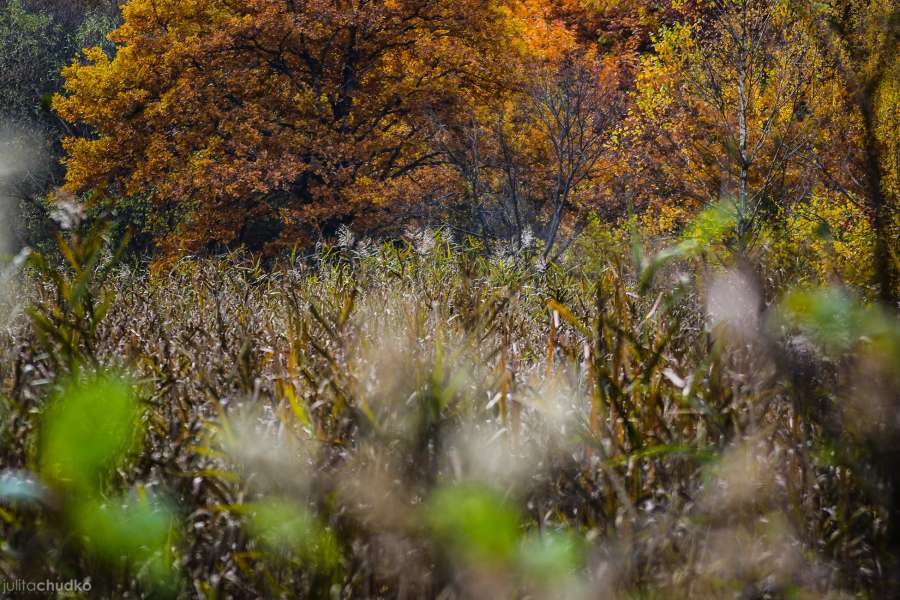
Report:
54,0,570,254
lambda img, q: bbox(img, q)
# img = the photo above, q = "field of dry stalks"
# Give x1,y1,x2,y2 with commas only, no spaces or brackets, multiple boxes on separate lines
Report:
0,223,898,599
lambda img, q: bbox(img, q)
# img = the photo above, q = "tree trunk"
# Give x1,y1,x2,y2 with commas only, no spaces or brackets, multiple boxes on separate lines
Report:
542,199,565,263
860,98,898,308
736,43,751,254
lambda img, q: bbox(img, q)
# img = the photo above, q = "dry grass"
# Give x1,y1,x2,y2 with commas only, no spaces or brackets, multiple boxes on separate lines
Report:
0,224,896,598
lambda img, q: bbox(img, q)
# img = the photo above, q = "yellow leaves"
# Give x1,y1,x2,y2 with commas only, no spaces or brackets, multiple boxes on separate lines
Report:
873,59,900,199
625,1,827,210
641,204,691,237
501,0,577,62
80,46,110,67
59,137,115,193
768,193,875,288
651,21,696,66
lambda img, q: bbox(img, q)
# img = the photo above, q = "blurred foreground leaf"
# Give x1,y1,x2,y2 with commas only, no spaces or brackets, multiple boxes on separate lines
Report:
39,373,141,493
248,498,342,575
74,492,178,589
778,287,900,363
518,530,584,584
426,484,522,567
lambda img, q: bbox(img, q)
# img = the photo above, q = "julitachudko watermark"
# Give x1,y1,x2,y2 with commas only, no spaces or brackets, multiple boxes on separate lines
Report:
1,578,92,595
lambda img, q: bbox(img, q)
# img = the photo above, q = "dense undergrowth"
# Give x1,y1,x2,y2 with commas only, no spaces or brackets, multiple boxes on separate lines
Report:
0,219,898,599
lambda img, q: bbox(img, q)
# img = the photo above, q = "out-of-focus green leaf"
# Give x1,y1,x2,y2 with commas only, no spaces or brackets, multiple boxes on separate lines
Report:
779,287,900,364
814,221,833,241
776,286,900,408
638,239,697,294
780,287,860,352
248,498,342,574
74,492,177,588
517,530,584,583
39,373,140,493
426,484,522,567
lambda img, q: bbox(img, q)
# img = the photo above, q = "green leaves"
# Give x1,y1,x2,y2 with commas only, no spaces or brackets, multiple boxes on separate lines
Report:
247,499,342,575
682,202,738,247
779,287,862,352
777,286,900,363
73,492,177,586
40,373,140,494
426,485,522,567
37,372,179,590
517,530,584,584
426,484,585,583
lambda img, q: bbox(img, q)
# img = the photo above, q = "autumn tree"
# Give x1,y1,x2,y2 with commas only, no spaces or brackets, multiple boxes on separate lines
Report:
54,0,562,255
791,0,899,305
530,57,625,260
427,100,546,251
421,0,643,260
626,0,820,251
789,1,900,588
